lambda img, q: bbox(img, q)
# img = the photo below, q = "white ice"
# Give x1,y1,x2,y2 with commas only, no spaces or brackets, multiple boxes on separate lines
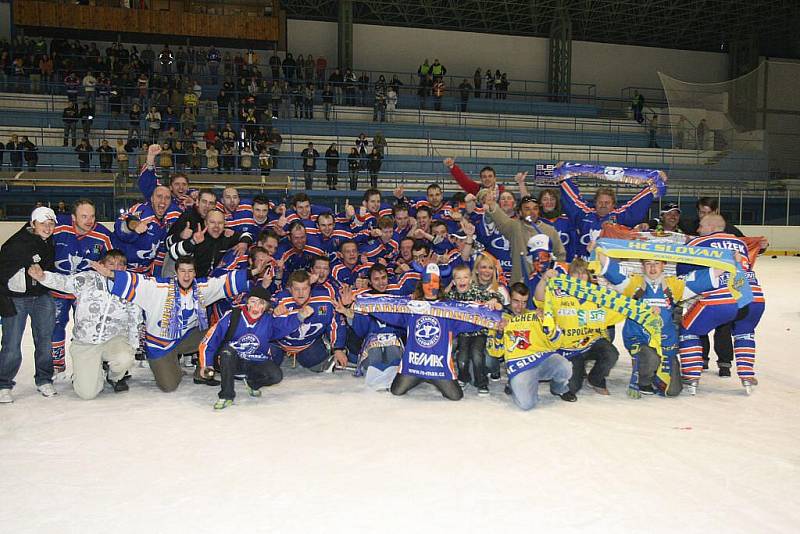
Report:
1,258,799,534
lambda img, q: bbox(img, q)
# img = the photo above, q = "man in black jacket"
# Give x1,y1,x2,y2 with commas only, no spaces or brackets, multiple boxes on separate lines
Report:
62,102,79,147
7,135,23,172
21,136,38,172
300,142,319,190
0,207,58,403
167,208,244,277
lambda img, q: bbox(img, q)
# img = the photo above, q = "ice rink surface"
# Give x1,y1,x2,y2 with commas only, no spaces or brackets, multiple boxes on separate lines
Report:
1,257,799,534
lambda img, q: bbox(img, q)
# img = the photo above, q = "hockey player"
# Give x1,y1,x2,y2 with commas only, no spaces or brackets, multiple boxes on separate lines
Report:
91,255,249,392
219,186,258,245
138,144,192,223
270,270,348,371
677,214,765,394
331,241,370,288
198,285,314,409
50,199,114,373
597,248,723,398
275,222,326,284
560,176,661,259
114,184,171,275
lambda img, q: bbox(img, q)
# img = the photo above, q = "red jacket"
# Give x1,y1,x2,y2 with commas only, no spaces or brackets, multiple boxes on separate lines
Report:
449,164,505,196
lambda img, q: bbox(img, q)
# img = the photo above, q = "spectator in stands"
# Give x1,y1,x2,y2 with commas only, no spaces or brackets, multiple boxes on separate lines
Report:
115,139,129,181
0,51,9,91
146,106,162,145
207,45,221,84
498,73,509,99
418,59,430,84
159,142,174,177
493,69,502,98
128,102,142,141
301,142,320,190
79,101,94,139
433,78,445,111
7,135,23,172
485,69,494,99
39,54,53,87
295,54,305,82
648,113,659,148
315,56,327,88
240,144,254,174
348,147,360,190
173,141,186,173
269,129,282,168
431,59,446,81
325,143,339,190
268,49,281,80
21,136,38,172
97,139,114,173
176,46,187,75
162,105,178,131
282,53,296,81
62,102,79,147
304,54,314,84
221,144,236,173
55,201,68,215
679,197,744,237
141,44,155,74
356,133,369,170
322,84,334,120
386,87,398,122
0,140,4,169
367,148,383,189
358,72,371,106
180,107,196,135
458,79,472,112
697,118,708,150
344,69,357,106
82,71,97,107
303,82,315,119
76,138,93,172
373,132,387,156
64,71,80,103
188,141,203,174
136,71,149,102
206,142,219,173
258,147,271,177
674,116,687,149
631,90,645,123
473,68,482,98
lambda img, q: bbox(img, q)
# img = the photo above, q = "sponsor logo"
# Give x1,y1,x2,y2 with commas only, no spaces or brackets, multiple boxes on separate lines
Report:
408,350,444,367
414,316,441,348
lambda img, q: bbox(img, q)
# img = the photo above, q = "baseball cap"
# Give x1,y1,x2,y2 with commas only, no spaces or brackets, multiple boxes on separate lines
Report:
31,206,57,224
660,203,681,214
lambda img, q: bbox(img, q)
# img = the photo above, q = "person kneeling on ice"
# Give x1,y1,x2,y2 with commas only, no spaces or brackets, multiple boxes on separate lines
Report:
595,248,723,398
270,270,348,371
494,282,575,408
91,255,248,392
28,250,141,399
335,264,413,391
534,259,622,396
352,264,503,401
198,285,315,409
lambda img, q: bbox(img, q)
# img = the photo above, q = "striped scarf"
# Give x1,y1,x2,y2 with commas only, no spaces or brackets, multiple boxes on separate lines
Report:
162,279,208,339
542,274,670,391
353,295,501,329
593,238,752,305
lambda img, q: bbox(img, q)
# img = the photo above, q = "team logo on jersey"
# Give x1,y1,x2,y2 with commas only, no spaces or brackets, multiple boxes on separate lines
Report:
284,322,323,342
231,334,261,357
508,331,531,351
414,316,441,348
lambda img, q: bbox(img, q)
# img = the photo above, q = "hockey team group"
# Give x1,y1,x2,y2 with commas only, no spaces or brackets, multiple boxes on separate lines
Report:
0,145,766,409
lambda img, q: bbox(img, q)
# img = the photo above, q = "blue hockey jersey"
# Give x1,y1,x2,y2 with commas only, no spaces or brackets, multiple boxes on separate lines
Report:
199,308,304,368
114,201,170,274
52,215,114,297
271,286,346,352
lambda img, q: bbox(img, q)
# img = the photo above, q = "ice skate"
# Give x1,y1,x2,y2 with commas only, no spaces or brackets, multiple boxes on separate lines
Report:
741,377,757,395
682,378,699,395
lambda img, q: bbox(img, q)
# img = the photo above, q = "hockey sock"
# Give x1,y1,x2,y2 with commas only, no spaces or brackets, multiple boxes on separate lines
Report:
733,333,756,378
679,334,703,380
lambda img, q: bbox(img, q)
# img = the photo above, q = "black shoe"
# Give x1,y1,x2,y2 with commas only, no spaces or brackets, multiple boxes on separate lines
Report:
194,375,221,386
107,373,130,393
702,360,709,370
719,367,731,378
490,372,501,382
639,384,655,395
553,391,577,402
504,384,512,395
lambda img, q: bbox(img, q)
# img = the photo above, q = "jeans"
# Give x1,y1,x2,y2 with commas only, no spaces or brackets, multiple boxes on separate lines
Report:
630,345,682,396
64,123,77,146
456,333,488,388
303,169,314,189
565,338,619,393
508,354,571,410
0,294,56,389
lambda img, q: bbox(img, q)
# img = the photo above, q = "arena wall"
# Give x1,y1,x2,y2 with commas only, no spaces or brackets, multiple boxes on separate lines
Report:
286,19,730,99
0,223,796,254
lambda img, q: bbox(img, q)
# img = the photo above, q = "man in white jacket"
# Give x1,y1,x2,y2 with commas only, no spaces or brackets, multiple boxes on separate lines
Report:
28,250,141,399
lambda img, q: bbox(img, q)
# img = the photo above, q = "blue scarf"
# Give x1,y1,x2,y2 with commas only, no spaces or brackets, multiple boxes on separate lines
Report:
163,278,208,339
